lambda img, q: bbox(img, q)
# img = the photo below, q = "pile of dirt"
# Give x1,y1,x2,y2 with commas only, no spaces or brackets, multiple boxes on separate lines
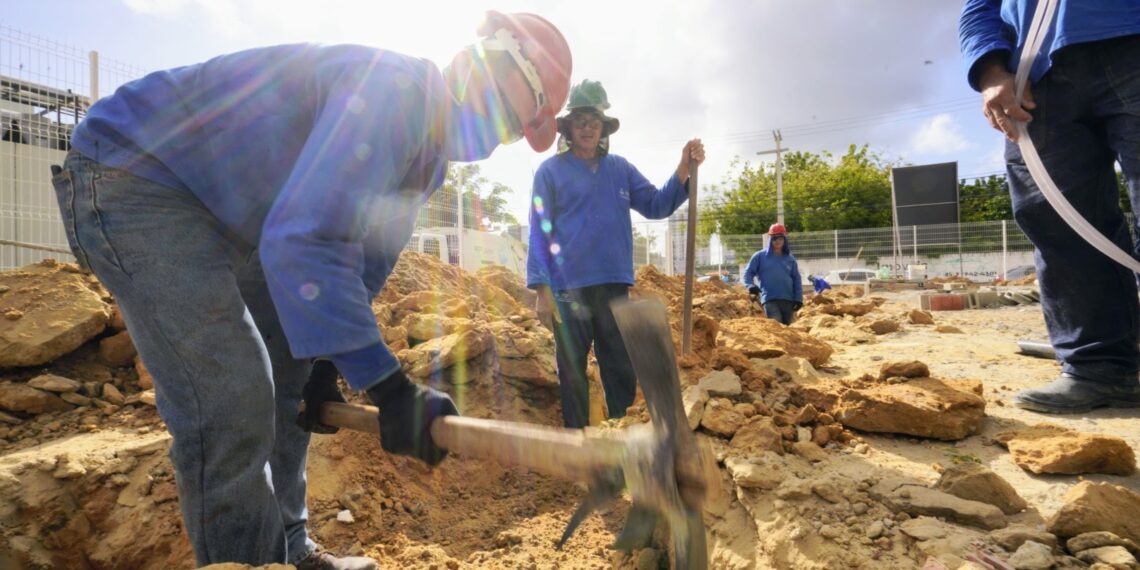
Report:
3,258,1138,570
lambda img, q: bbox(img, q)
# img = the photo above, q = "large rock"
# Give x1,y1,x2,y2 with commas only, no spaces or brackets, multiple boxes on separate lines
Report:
474,266,536,309
989,526,1058,551
795,377,985,440
1067,532,1140,556
880,360,930,379
403,314,475,342
881,484,1006,530
1075,546,1137,567
682,385,708,431
718,317,833,366
135,356,154,390
498,354,556,387
26,373,81,393
935,463,1027,515
697,368,742,397
700,398,745,437
818,301,876,317
908,310,935,325
1007,541,1054,570
730,416,784,455
724,454,785,490
487,321,547,359
1047,482,1140,544
0,260,111,367
98,330,137,367
866,319,899,335
403,328,493,378
995,424,1136,476
0,383,72,414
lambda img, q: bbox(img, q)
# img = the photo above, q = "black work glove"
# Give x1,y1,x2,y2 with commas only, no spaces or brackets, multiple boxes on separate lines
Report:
748,285,760,296
793,302,803,312
297,360,347,434
366,369,458,466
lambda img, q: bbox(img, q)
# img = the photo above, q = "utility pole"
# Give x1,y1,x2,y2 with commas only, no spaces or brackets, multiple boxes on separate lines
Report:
755,129,785,226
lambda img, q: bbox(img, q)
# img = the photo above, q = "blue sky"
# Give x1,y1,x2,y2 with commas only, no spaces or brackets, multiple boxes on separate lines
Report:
5,1,1006,225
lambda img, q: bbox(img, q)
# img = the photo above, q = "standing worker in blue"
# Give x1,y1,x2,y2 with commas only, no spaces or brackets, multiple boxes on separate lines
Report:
51,12,572,569
743,223,803,325
527,79,704,429
960,1,1140,414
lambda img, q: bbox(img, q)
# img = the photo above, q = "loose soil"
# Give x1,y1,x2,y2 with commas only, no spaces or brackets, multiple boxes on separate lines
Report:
1,259,1137,570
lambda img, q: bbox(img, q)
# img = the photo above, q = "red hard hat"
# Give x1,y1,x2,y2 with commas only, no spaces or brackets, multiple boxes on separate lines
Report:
478,12,572,152
768,223,787,236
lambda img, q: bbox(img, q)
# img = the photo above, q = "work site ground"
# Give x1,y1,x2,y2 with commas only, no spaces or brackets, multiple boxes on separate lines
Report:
1,254,1138,570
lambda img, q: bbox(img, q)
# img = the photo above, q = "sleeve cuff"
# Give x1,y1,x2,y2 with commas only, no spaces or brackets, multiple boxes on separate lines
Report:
329,342,402,391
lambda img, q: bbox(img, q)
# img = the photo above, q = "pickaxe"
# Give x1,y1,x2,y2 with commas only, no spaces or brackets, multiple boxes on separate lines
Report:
318,299,718,569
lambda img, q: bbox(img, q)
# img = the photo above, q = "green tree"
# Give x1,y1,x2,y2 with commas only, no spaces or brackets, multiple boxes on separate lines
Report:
420,163,520,230
699,144,896,238
958,175,1012,222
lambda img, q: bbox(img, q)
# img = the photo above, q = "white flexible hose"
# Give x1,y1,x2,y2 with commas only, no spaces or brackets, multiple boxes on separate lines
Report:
1014,0,1140,273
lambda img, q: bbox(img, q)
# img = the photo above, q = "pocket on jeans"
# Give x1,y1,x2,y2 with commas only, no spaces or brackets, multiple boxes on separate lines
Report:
50,170,91,270
86,172,132,277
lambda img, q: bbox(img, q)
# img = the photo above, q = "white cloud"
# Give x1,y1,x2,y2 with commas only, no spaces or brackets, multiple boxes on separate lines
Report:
120,0,191,15
911,114,970,155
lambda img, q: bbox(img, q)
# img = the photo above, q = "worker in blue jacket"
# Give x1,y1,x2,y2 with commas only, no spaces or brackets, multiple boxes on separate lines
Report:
807,275,832,295
960,0,1140,414
527,79,704,429
743,223,803,325
51,12,571,569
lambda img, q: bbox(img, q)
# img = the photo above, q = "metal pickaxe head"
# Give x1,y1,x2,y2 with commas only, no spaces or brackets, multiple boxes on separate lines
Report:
316,298,716,568
556,298,717,570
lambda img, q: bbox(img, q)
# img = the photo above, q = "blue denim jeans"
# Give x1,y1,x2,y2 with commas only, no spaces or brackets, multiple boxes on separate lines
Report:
52,151,317,565
552,284,637,428
763,299,797,325
1006,34,1140,385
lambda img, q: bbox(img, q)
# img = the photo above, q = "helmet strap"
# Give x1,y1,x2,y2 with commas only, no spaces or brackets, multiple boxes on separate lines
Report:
480,28,546,119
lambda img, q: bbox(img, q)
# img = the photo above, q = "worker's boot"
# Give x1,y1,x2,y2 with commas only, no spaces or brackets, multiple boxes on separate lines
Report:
1014,374,1140,414
294,549,377,570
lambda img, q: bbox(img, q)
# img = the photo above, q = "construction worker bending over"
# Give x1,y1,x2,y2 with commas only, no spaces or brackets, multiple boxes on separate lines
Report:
51,12,571,569
960,0,1140,414
807,274,832,295
527,79,704,429
743,224,803,325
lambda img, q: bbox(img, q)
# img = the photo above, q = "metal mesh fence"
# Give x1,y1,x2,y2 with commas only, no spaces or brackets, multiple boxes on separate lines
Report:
1,24,146,269
636,216,1063,282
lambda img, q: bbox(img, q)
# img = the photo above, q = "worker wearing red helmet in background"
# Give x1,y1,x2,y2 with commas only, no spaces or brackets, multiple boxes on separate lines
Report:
51,12,571,570
742,223,804,325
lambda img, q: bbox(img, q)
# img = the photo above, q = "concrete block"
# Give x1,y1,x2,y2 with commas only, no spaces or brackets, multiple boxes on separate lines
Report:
973,291,1001,308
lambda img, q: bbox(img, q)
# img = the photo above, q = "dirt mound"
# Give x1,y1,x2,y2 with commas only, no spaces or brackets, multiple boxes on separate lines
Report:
5,257,1137,569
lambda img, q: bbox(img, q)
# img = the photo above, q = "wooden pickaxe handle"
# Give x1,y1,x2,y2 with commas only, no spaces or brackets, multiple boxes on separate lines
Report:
320,401,624,481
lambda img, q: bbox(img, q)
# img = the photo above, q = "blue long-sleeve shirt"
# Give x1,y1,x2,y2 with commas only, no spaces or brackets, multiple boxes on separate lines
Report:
743,240,802,304
71,44,449,390
960,0,1140,91
527,153,689,291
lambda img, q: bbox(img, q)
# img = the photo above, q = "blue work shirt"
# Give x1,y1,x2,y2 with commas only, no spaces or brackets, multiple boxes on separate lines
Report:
743,239,803,304
809,276,832,294
527,152,689,291
71,44,450,390
960,0,1140,91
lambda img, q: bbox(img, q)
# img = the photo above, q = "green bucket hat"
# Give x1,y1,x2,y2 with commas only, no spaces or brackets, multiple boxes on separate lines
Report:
556,79,620,138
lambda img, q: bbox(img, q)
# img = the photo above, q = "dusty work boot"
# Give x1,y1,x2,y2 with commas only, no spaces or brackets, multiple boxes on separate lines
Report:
294,549,377,570
1014,374,1140,414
